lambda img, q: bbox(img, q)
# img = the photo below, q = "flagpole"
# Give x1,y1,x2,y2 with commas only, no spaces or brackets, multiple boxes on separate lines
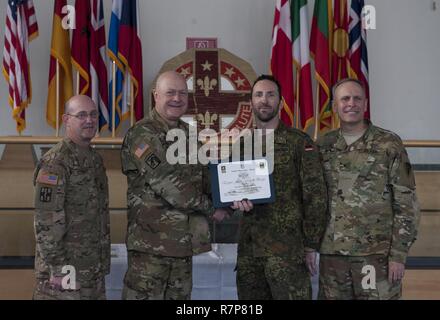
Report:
295,72,300,129
56,60,60,137
112,61,116,138
313,87,319,141
130,80,134,127
76,71,80,95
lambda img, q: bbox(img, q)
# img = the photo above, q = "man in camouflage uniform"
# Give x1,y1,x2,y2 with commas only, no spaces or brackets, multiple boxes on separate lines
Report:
120,71,240,300
33,95,110,300
236,75,328,300
317,78,420,300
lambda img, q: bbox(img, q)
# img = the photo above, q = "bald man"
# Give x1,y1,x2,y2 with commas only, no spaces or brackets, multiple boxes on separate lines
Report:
33,95,110,300
120,71,236,300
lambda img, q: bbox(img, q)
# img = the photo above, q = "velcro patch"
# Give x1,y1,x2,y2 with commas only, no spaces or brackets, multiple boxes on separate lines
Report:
39,187,53,203
37,171,58,186
145,154,161,170
135,143,151,159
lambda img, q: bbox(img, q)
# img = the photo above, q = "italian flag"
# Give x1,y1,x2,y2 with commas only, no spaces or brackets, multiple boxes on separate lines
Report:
292,0,314,131
270,0,294,127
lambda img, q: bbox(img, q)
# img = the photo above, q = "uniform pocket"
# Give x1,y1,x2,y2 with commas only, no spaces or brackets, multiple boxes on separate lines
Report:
376,280,402,300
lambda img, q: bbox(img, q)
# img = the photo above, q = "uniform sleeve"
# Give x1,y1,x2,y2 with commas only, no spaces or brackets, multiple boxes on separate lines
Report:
299,136,329,250
121,129,213,217
388,145,420,264
33,160,68,277
98,157,111,275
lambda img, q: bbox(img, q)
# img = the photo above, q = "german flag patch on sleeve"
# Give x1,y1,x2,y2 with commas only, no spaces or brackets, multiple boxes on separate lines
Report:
304,144,315,152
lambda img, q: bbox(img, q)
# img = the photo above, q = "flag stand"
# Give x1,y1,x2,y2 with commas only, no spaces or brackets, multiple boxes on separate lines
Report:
112,61,116,138
130,80,134,127
313,88,319,141
55,60,60,137
76,71,80,95
295,72,300,129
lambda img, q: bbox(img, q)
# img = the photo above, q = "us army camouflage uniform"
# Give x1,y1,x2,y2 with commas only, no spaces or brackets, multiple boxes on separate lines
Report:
120,108,214,300
33,139,110,300
317,121,420,300
236,123,328,300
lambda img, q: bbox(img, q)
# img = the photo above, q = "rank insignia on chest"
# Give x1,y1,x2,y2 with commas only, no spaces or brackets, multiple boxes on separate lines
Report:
37,171,58,186
145,153,161,169
39,187,53,203
135,143,151,159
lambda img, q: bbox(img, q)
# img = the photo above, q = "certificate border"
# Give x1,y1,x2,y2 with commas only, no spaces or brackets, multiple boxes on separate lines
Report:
209,160,276,208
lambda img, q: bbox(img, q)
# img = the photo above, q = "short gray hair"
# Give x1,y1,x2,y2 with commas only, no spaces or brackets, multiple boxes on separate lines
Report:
331,78,365,101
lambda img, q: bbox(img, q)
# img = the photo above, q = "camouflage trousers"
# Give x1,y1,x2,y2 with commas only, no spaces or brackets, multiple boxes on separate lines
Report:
318,254,402,300
236,255,312,300
122,251,192,300
33,277,106,300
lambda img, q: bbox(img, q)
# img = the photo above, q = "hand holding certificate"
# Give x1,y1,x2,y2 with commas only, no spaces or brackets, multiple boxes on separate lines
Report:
209,159,275,208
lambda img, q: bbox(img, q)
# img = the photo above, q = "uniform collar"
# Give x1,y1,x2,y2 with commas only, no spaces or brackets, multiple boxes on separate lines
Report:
150,108,186,131
335,120,375,151
274,122,289,143
63,138,93,156
275,121,288,133
253,121,287,143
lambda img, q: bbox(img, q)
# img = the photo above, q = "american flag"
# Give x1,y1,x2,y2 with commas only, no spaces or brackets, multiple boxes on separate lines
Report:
2,0,38,133
37,171,58,186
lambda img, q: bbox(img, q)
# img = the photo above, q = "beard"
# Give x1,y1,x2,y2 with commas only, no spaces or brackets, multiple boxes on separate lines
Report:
254,104,279,122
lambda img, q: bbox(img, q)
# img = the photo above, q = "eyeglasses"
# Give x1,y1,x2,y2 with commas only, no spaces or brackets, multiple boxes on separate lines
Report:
164,90,188,97
67,111,99,120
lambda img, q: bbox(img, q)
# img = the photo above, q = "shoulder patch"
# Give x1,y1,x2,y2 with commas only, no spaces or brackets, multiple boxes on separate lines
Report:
134,143,151,159
36,170,58,186
39,187,53,203
145,153,161,169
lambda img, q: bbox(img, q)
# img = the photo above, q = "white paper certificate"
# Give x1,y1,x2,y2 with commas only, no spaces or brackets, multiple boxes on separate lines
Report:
217,159,272,203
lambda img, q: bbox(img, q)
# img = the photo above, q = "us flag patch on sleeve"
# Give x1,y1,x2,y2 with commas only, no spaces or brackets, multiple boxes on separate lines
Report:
37,171,58,186
135,143,150,158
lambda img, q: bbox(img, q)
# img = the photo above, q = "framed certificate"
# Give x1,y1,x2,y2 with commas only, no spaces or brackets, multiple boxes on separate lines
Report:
209,159,276,208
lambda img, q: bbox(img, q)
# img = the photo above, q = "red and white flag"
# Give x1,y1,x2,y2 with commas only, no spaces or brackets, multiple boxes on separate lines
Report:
270,0,295,127
2,0,39,133
71,0,109,130
117,0,144,123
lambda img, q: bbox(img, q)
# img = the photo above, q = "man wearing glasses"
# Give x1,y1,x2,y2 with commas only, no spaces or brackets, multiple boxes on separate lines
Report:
33,95,110,300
